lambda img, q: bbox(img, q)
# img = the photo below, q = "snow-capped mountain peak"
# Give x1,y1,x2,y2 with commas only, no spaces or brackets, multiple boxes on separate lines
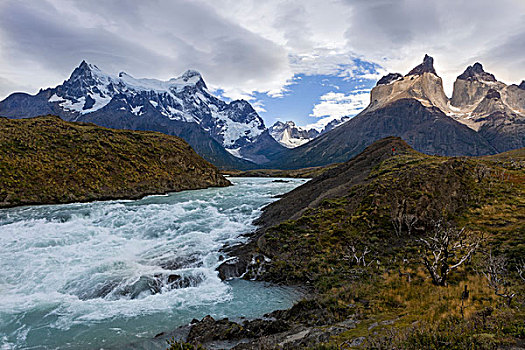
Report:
179,69,202,81
30,61,282,163
456,62,496,82
48,62,211,118
113,69,205,94
269,116,354,148
269,120,319,148
70,60,103,79
63,61,206,98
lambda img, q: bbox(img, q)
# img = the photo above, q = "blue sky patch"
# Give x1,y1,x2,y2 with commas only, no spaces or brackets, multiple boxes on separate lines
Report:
215,59,382,130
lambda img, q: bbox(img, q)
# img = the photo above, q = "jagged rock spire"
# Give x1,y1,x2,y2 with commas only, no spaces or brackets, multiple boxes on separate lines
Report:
518,80,525,90
177,69,207,89
69,60,93,79
457,62,496,82
406,54,437,76
181,69,201,80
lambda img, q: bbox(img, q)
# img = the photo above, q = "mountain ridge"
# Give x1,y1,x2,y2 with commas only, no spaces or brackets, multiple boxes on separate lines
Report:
264,55,524,169
1,56,523,170
268,117,352,148
0,61,286,169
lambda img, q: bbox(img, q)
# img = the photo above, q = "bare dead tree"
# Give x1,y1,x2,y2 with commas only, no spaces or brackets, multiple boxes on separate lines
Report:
498,168,507,182
390,197,419,236
418,221,482,286
403,214,418,236
518,259,525,282
481,251,516,307
390,197,405,237
473,164,499,190
345,245,372,267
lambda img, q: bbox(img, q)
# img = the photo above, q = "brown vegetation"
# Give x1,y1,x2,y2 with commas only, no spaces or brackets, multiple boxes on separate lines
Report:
0,115,230,208
208,138,524,349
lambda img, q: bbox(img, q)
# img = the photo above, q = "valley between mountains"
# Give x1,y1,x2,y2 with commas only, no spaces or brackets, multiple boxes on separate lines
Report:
1,54,524,350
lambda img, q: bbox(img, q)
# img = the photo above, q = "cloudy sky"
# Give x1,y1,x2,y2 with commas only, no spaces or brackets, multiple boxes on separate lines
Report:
1,0,524,129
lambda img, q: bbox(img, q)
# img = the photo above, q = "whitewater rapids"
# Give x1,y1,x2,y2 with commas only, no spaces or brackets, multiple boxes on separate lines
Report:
0,177,305,349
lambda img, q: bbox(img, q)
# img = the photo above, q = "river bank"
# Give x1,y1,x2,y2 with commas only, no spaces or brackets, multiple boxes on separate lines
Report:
177,139,525,349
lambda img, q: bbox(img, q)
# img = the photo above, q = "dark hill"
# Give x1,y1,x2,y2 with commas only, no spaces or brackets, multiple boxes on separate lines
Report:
0,115,230,208
255,137,417,228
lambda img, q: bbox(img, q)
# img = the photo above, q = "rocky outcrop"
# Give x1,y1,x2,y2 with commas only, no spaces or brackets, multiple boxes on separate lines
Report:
406,54,437,76
451,63,505,108
0,115,230,208
184,315,356,349
472,88,512,116
456,62,496,82
449,63,525,150
180,298,357,349
366,55,449,113
504,83,525,113
185,315,292,346
485,88,501,100
376,73,403,86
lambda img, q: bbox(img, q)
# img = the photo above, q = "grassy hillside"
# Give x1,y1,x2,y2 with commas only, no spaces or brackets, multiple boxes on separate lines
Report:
253,139,525,348
0,115,230,208
195,138,524,349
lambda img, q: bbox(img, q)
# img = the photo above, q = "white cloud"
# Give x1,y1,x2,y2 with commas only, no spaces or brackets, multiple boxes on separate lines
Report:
307,90,370,130
208,0,525,96
0,0,292,99
250,100,267,114
0,0,523,102
342,0,525,95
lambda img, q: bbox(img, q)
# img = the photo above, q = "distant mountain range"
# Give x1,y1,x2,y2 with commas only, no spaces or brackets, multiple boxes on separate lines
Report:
269,121,319,148
268,117,351,148
1,56,523,170
0,61,285,169
264,55,525,169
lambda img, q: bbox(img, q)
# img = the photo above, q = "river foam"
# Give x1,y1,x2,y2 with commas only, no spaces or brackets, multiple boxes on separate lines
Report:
0,177,306,349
